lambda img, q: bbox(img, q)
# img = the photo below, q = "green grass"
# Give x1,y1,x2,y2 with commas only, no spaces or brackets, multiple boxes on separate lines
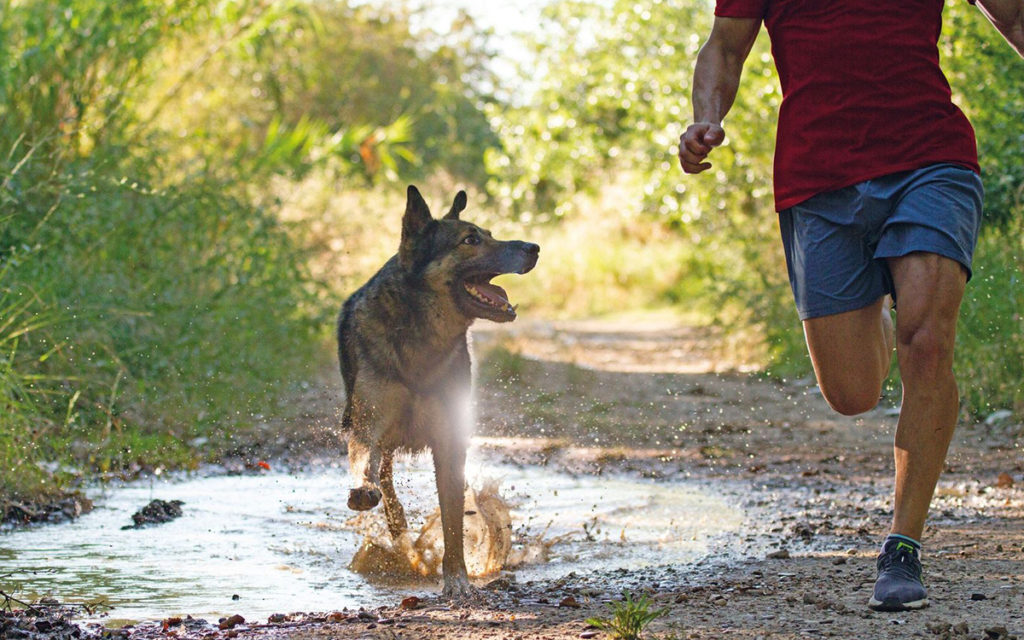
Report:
0,259,67,501
586,591,670,640
0,172,324,502
478,345,530,383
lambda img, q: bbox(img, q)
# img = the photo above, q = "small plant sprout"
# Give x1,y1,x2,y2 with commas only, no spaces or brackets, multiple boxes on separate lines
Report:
586,590,670,640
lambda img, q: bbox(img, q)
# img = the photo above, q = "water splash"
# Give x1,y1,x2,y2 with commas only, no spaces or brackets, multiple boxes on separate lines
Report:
349,481,513,581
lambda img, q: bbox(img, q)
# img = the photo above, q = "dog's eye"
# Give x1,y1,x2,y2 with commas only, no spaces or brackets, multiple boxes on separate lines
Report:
462,234,480,246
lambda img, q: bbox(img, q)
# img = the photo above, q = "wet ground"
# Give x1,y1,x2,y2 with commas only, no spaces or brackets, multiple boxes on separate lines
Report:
2,317,1023,639
0,450,744,624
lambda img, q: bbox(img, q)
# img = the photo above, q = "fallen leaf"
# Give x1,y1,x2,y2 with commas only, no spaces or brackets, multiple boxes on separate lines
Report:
559,596,581,608
400,596,421,610
995,472,1014,489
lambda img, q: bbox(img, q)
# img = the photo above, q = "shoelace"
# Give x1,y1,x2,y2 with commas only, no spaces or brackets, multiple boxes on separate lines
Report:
877,547,922,581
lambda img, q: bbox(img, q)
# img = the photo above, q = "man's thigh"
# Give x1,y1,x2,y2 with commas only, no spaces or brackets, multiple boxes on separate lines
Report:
780,163,983,413
803,296,892,415
876,164,980,365
887,252,967,363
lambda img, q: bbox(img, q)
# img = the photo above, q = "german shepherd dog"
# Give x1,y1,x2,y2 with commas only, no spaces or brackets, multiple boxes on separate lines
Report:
337,186,539,597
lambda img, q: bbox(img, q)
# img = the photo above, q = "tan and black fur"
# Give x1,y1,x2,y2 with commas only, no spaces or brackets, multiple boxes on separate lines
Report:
337,185,538,597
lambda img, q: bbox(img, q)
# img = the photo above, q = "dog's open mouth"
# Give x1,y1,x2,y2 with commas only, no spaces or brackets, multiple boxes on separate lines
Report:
463,274,517,318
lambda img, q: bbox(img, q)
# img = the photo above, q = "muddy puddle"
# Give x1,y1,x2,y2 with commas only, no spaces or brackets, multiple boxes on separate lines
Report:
0,443,744,625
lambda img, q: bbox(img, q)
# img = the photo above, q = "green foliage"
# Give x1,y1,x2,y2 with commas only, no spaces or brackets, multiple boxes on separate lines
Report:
942,1,1024,229
0,0,511,504
483,0,792,368
957,231,1024,416
586,591,670,640
0,0,326,502
3,0,1023,510
147,1,499,186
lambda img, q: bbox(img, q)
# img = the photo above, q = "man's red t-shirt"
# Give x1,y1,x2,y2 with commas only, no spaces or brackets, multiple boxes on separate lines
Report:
714,0,980,211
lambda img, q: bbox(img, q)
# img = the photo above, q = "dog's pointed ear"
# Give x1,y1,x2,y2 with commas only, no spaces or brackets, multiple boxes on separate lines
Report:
400,185,432,269
443,190,468,220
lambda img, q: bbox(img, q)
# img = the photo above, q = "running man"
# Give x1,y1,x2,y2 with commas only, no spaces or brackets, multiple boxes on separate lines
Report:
678,0,1023,612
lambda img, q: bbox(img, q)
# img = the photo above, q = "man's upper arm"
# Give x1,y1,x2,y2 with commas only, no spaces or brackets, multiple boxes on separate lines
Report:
705,16,763,64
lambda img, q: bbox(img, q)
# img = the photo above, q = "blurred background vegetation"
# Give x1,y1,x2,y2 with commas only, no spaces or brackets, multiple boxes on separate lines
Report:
2,0,1021,504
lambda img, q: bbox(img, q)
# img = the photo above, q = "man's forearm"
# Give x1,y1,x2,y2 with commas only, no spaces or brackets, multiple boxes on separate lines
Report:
691,16,761,124
692,40,747,125
977,0,1024,57
679,16,761,174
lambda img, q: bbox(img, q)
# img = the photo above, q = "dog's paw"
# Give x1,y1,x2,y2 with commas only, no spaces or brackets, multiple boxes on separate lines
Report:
347,487,382,511
441,573,476,600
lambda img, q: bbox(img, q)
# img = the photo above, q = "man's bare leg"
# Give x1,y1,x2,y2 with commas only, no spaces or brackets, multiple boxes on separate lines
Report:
802,294,894,416
804,254,965,539
887,252,966,541
803,251,966,610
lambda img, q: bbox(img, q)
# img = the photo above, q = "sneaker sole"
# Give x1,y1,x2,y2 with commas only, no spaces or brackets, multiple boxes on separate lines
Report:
868,596,929,612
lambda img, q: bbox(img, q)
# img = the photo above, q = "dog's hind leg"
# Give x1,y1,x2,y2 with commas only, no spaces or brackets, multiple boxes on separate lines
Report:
379,450,408,539
432,437,472,598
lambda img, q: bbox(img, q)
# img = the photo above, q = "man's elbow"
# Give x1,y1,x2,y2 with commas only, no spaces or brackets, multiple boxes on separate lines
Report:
980,0,1024,56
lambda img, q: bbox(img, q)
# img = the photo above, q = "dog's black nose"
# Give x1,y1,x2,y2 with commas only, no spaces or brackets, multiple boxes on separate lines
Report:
522,242,540,255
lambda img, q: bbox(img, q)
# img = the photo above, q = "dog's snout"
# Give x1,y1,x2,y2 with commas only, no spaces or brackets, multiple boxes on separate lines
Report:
515,241,539,274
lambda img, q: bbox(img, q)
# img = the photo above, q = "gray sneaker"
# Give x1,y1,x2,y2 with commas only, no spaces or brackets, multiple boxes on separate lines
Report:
868,538,928,611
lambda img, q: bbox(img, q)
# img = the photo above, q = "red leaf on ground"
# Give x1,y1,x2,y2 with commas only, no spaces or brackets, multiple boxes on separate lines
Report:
400,596,421,610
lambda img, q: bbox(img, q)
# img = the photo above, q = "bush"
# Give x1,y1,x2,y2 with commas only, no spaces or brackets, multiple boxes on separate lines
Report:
0,0,324,501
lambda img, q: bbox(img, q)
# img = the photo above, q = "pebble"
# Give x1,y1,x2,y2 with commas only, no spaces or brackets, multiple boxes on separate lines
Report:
218,614,245,630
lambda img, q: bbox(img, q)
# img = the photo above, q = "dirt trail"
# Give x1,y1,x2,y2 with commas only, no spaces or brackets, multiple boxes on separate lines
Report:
17,318,1024,640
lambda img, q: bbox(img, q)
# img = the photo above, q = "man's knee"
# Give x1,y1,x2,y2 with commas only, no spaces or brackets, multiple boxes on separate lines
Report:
820,383,882,416
896,323,955,383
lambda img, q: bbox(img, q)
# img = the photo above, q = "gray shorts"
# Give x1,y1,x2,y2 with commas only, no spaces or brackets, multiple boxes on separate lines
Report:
778,163,984,321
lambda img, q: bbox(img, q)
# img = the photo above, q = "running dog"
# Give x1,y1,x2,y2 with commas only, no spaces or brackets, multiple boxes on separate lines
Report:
337,185,539,597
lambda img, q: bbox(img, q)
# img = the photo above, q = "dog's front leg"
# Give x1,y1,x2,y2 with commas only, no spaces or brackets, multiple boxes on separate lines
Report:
346,435,382,511
344,395,389,511
432,439,472,598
